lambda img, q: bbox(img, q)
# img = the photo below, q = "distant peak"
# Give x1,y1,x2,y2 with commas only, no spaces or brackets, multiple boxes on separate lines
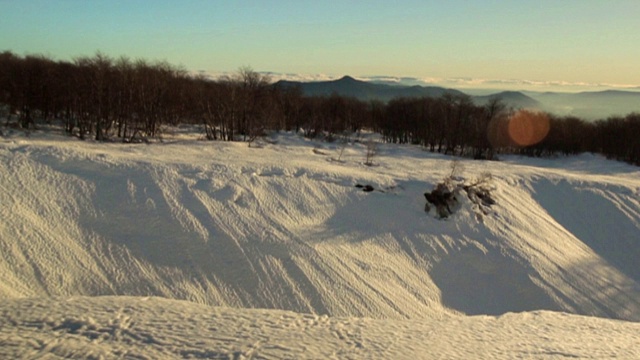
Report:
336,75,358,83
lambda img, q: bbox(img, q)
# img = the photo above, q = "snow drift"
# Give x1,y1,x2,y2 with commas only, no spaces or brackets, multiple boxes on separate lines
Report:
2,131,639,322
3,296,640,359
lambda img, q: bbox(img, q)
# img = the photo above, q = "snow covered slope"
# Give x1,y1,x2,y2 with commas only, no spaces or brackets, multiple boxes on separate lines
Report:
1,130,639,323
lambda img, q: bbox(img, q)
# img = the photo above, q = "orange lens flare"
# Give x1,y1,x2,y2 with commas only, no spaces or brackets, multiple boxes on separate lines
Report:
507,110,550,147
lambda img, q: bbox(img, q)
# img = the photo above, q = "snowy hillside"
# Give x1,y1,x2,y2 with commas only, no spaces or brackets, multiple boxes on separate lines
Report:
1,128,640,358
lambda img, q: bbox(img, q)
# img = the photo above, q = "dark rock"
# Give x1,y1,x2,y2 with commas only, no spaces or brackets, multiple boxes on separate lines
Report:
355,184,375,192
424,185,458,218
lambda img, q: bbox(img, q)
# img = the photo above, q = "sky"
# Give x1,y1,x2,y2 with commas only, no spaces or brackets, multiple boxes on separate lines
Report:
1,0,640,92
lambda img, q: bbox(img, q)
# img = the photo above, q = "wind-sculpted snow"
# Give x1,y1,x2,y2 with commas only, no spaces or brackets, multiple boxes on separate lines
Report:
1,133,640,323
2,296,640,359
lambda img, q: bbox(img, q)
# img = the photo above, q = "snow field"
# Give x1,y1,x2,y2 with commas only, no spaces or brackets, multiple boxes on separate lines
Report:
2,296,640,360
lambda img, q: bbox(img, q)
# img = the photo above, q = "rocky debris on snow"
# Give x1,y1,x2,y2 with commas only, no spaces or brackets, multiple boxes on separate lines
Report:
425,174,496,219
464,185,496,207
424,183,459,218
355,184,375,192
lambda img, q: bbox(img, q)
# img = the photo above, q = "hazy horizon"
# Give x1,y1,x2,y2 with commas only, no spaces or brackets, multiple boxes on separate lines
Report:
248,72,640,94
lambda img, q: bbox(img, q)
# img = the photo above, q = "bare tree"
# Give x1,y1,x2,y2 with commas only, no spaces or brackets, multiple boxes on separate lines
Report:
364,139,377,166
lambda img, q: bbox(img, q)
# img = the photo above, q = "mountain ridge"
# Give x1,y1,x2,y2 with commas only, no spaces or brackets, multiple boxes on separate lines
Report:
275,76,640,119
275,75,465,102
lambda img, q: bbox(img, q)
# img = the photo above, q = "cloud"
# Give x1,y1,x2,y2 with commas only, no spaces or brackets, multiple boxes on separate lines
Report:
262,72,339,82
415,77,640,91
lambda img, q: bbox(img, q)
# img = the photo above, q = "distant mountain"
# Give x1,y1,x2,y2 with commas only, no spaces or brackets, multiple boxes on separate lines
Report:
275,76,640,120
275,75,465,102
473,91,542,110
276,76,541,112
527,90,640,120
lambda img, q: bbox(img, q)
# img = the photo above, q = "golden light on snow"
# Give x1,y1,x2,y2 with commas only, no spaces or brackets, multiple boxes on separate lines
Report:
507,110,550,147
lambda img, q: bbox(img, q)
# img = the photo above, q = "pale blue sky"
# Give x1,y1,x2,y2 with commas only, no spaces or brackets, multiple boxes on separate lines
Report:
1,0,639,90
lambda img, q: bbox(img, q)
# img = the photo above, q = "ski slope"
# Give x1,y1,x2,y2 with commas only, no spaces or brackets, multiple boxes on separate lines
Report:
1,128,639,358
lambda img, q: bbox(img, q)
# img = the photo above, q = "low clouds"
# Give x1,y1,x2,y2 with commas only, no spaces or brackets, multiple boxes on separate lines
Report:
368,76,640,92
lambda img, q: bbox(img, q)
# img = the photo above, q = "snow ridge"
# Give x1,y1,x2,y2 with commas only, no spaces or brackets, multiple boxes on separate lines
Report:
1,133,639,322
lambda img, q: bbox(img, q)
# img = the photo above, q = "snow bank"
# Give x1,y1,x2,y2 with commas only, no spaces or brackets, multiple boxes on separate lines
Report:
1,132,639,322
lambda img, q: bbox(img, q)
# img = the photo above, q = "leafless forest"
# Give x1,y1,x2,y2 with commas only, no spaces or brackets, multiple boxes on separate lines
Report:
1,51,638,165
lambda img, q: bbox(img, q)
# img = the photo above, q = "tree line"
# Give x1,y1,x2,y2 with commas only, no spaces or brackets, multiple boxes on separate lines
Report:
0,51,638,165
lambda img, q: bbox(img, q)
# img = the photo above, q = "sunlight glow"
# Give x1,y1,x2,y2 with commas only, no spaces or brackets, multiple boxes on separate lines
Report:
507,110,550,147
